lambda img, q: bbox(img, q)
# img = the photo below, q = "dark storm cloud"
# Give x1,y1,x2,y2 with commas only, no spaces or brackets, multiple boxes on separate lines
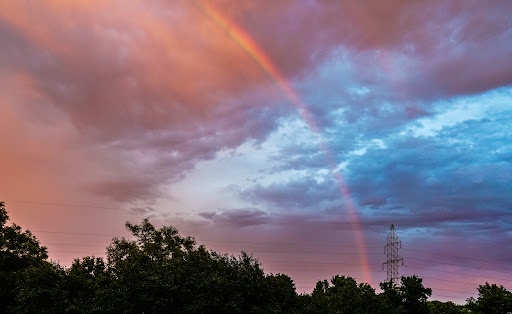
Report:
241,111,512,237
229,0,512,99
347,115,512,219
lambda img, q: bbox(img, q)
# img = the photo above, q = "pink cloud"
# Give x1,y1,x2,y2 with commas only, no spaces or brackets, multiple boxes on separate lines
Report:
1,0,510,206
209,0,512,99
0,1,294,203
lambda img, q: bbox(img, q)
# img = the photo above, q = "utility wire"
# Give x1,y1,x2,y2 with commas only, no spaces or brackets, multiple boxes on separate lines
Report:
404,265,512,283
33,229,511,268
402,248,511,267
38,236,512,277
5,199,382,225
403,256,512,275
5,200,123,211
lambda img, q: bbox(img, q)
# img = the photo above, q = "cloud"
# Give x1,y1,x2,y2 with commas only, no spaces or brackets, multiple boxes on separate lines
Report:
0,1,291,132
168,0,512,103
346,115,512,235
2,0,511,206
237,100,512,240
240,176,342,213
199,208,272,228
0,1,294,203
226,0,512,99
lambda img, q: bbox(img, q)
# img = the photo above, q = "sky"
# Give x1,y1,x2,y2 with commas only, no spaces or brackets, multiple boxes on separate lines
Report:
1,0,512,304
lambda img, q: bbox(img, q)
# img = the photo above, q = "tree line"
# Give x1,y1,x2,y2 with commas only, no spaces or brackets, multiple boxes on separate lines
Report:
1,201,511,313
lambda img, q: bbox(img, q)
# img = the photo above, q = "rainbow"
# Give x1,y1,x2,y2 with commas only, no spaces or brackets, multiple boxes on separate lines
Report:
194,1,371,284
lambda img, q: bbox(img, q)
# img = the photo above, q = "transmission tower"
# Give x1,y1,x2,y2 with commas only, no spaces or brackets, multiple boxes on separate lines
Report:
383,224,403,284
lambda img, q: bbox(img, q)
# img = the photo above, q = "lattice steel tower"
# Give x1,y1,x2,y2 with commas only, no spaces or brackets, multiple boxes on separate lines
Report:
383,224,403,284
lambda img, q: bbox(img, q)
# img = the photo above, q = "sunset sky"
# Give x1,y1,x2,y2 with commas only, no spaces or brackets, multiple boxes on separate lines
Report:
1,0,512,304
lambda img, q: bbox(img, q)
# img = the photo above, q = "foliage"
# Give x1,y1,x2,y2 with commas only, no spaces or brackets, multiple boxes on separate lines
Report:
466,282,512,314
11,262,68,313
302,275,380,313
379,280,405,314
378,275,432,314
66,256,113,312
428,300,467,314
0,201,50,313
102,218,298,313
3,201,512,313
400,275,432,313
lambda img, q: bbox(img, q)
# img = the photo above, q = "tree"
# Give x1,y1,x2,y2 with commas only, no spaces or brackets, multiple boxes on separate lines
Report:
65,256,113,312
466,282,512,314
10,262,68,313
379,280,405,314
378,275,432,314
427,300,466,314
5,204,465,313
304,275,379,313
262,273,298,313
399,275,432,314
0,201,50,312
104,218,298,313
104,219,197,312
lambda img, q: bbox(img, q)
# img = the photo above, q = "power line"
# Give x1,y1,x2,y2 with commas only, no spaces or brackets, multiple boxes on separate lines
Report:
139,248,372,256
41,248,512,286
40,252,507,297
430,293,473,302
7,199,512,250
261,269,381,272
5,200,124,211
40,247,512,285
403,256,512,275
40,238,383,250
33,235,512,276
42,243,110,247
50,251,106,255
203,250,383,255
262,260,376,265
402,248,512,267
418,275,493,286
28,221,512,283
35,234,512,274
197,239,382,249
38,238,512,277
34,230,121,237
426,287,476,295
42,248,512,289
3,200,361,224
33,227,510,267
45,250,382,267
404,265,512,283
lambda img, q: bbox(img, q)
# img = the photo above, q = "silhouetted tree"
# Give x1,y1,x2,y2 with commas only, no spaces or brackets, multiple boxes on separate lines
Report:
379,280,406,314
303,275,379,313
400,275,432,314
263,273,298,313
0,201,50,313
10,262,68,313
65,256,113,312
104,218,298,313
378,275,432,314
427,300,466,313
466,282,512,314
